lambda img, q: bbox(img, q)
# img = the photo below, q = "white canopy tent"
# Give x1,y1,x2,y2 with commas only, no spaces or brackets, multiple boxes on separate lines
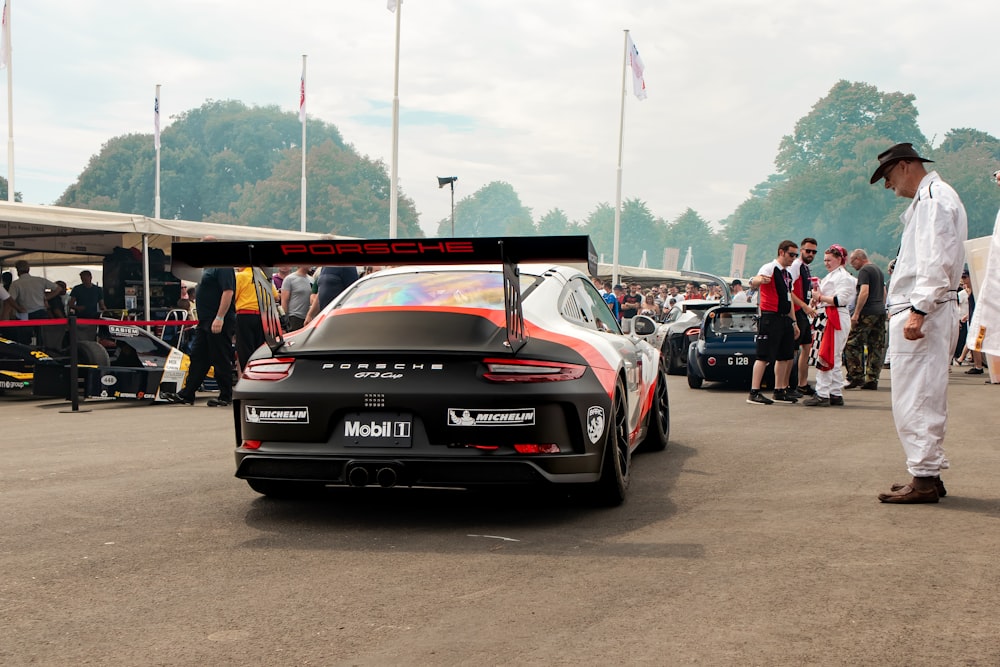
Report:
0,201,326,320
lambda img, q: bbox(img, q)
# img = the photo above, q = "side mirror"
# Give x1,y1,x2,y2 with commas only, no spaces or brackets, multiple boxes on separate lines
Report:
632,315,657,336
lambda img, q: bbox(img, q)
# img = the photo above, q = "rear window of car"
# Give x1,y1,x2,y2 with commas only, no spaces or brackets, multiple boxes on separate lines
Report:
707,310,757,334
336,271,529,309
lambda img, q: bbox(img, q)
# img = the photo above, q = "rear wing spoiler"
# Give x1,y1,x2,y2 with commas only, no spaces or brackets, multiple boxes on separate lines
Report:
171,235,598,353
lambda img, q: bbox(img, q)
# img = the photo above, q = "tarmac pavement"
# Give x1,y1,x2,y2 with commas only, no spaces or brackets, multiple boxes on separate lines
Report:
2,368,999,665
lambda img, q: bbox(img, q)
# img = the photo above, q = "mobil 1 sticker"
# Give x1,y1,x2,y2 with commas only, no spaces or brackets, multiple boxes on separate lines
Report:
448,408,535,427
245,405,310,424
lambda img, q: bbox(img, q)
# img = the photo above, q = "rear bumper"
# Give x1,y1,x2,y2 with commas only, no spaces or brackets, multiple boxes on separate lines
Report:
235,450,602,487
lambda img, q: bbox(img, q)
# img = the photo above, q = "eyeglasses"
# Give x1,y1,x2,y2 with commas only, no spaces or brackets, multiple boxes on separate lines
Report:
802,249,817,255
786,252,799,258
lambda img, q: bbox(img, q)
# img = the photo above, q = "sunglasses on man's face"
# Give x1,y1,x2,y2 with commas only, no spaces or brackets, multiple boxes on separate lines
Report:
786,251,799,258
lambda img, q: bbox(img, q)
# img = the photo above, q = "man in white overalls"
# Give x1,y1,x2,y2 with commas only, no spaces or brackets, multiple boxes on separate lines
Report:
870,143,967,504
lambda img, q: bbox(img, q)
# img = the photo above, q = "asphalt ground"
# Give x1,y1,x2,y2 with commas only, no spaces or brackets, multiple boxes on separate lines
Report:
2,367,999,666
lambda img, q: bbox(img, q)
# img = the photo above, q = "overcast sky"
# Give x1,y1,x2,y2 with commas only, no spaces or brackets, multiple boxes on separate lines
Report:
6,1,1000,236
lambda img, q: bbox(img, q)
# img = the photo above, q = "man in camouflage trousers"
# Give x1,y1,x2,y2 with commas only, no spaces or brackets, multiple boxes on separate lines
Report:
844,248,887,390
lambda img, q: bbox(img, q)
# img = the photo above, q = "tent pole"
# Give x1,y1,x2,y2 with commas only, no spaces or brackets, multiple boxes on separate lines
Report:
142,234,151,331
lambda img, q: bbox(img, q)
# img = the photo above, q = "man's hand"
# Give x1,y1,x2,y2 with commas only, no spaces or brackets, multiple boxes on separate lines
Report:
903,312,925,340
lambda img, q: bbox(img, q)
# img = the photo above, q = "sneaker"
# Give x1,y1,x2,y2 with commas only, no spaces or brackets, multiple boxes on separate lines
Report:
797,384,816,396
966,367,984,375
861,381,878,390
786,387,803,399
829,395,844,406
772,388,799,404
843,379,864,390
747,390,774,405
803,395,830,407
207,398,232,407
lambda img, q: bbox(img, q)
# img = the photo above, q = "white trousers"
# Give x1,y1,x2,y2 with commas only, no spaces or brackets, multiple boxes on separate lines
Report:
888,302,959,477
815,316,850,398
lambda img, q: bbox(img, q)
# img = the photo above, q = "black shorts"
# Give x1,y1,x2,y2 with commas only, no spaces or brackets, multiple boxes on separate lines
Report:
756,312,796,363
795,309,812,346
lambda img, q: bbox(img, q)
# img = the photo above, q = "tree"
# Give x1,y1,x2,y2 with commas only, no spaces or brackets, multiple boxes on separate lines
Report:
537,208,572,236
665,208,724,274
437,181,534,237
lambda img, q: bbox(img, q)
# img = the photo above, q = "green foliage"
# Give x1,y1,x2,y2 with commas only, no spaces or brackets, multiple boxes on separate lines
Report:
56,99,421,237
726,80,938,271
437,181,534,237
0,175,22,203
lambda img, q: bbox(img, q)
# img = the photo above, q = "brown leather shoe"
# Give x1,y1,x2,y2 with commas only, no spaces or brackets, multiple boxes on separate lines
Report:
878,484,939,504
891,477,946,497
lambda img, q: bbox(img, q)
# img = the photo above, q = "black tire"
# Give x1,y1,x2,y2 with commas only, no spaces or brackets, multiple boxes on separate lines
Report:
77,341,110,367
687,371,703,389
247,479,322,499
639,358,670,452
665,342,682,375
590,380,631,506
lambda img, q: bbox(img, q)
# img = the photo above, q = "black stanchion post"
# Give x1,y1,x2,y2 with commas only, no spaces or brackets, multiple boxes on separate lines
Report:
59,316,90,414
67,316,79,411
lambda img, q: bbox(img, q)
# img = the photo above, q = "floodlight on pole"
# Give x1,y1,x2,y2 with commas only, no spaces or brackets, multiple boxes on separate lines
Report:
437,176,457,235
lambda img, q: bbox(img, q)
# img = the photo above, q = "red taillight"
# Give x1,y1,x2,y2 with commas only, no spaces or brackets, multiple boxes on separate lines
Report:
241,440,262,450
243,357,295,381
513,443,561,454
684,327,701,338
707,357,717,367
482,358,586,382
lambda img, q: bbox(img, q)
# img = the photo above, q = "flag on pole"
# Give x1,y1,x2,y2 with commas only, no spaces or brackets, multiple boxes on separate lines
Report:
299,62,306,123
626,33,646,100
387,0,399,12
0,1,10,70
154,93,161,150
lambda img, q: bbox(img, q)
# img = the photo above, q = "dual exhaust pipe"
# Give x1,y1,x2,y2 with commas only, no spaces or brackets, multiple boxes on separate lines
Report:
346,462,403,488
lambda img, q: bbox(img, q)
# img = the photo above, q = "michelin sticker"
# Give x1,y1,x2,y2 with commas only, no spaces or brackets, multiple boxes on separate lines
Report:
448,408,535,427
587,406,605,444
245,406,310,424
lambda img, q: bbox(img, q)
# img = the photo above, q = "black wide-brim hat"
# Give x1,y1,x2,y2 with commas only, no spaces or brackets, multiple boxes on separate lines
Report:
870,142,934,184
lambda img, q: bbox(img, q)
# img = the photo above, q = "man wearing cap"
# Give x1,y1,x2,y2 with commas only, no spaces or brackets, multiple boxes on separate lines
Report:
870,142,967,504
730,279,748,303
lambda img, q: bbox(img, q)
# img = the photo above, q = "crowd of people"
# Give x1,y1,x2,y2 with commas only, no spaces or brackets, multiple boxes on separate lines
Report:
162,248,360,408
591,277,730,324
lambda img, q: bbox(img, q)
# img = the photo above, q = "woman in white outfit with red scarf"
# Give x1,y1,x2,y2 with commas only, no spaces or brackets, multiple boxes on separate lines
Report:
804,244,856,406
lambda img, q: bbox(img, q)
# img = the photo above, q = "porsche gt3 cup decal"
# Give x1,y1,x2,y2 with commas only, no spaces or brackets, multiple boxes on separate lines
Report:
245,406,310,424
448,408,536,426
587,406,605,444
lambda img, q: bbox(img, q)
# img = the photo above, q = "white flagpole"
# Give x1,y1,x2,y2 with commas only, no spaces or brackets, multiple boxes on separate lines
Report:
612,30,629,286
389,1,402,238
4,0,14,202
154,84,161,219
300,54,307,233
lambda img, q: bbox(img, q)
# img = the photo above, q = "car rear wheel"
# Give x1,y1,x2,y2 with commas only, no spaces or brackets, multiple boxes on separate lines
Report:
639,358,670,452
590,380,631,506
77,341,110,367
687,372,703,389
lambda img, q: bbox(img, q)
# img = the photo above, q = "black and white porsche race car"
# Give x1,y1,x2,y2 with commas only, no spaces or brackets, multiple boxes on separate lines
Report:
172,236,670,506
